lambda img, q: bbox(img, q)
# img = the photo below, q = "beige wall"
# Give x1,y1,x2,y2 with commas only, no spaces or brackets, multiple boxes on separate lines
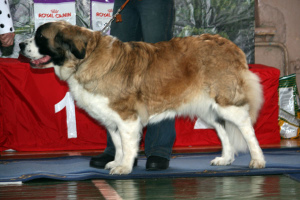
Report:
255,0,300,81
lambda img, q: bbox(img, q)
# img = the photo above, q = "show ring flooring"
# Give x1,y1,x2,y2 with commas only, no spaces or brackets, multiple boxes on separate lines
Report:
0,138,300,199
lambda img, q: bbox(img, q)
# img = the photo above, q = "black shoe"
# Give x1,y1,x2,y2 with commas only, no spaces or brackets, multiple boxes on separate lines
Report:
90,152,138,169
146,156,169,171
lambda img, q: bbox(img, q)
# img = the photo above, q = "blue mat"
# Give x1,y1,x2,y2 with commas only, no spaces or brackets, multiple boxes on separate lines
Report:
285,173,300,182
1,149,300,183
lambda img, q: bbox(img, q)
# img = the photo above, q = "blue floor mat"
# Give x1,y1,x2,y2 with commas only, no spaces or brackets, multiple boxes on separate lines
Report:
285,173,300,182
1,149,300,183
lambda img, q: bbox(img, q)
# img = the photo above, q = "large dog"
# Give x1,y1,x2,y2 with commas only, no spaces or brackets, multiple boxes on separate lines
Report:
20,21,265,175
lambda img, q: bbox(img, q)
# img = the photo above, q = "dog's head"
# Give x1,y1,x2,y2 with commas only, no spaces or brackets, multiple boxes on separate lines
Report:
19,21,89,68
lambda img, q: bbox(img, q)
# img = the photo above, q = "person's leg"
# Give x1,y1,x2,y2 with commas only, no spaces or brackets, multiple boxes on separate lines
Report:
90,0,142,169
137,0,176,169
91,0,176,170
145,119,176,159
90,130,119,169
104,132,116,156
137,0,174,43
104,0,143,154
90,131,138,169
110,0,142,42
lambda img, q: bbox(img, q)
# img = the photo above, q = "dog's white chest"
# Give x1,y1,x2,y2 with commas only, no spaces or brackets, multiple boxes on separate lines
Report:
65,75,119,130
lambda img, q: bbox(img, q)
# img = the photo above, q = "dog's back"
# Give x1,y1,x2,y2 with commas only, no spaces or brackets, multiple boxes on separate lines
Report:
123,34,261,119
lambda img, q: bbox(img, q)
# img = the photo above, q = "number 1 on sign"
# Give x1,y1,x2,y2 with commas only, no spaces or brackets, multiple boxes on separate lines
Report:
55,92,77,138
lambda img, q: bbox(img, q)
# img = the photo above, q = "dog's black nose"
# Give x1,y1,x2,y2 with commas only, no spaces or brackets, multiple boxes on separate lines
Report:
19,42,25,51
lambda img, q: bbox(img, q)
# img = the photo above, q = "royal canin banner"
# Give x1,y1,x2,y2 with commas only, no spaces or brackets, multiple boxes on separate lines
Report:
91,0,114,34
34,0,76,30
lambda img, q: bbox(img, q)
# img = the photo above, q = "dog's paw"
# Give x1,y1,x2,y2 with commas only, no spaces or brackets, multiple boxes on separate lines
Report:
249,159,266,169
210,157,233,166
109,165,132,175
105,161,118,170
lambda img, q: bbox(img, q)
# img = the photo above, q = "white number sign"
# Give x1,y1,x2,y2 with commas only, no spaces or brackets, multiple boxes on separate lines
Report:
55,92,77,138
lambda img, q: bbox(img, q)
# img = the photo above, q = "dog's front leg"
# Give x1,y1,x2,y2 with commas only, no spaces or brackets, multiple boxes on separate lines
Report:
105,128,123,170
109,120,141,175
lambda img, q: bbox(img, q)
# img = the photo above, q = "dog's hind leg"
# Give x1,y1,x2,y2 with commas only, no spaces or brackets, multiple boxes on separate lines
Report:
108,119,142,175
215,105,266,169
208,117,235,166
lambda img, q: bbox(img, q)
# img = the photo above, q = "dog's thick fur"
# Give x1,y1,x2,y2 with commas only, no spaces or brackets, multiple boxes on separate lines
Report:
20,21,265,174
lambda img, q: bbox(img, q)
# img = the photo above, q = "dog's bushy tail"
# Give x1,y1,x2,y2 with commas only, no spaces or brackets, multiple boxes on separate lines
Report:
243,70,264,125
226,70,264,154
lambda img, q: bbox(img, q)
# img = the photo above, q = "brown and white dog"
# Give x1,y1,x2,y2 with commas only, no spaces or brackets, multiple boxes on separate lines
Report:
19,21,265,175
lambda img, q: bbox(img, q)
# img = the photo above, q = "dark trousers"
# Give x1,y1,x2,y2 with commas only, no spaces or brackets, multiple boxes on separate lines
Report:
104,0,176,160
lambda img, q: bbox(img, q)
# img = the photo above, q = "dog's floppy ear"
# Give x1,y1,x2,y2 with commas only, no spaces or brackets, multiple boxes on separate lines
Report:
54,30,87,59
